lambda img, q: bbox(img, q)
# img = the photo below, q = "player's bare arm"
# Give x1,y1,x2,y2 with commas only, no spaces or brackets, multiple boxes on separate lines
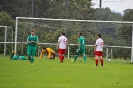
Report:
65,41,68,49
28,41,32,44
94,45,97,52
31,41,37,44
56,42,59,49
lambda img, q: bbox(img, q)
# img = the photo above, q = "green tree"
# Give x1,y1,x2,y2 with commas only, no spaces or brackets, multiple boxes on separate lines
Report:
0,12,15,26
123,9,133,21
95,8,123,46
114,9,133,59
0,0,32,18
0,11,15,54
117,9,133,46
96,8,122,21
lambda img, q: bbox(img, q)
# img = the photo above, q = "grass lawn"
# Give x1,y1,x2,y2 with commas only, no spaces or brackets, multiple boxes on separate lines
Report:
0,55,133,88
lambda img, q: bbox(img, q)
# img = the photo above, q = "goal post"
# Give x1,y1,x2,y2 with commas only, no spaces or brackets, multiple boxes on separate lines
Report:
0,26,7,57
15,17,133,62
0,26,13,57
131,24,133,63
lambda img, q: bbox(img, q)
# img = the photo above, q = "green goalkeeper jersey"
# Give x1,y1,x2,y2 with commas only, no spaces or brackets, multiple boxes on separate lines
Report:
78,36,86,49
27,35,38,47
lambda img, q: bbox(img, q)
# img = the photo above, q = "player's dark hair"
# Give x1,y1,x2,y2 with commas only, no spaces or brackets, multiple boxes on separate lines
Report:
98,34,101,38
43,47,46,50
62,32,65,35
31,30,35,33
79,32,82,36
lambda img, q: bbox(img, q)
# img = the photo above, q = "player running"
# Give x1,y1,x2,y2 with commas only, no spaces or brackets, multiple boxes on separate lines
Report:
94,34,104,66
27,30,38,65
74,32,86,63
39,47,56,59
57,32,68,63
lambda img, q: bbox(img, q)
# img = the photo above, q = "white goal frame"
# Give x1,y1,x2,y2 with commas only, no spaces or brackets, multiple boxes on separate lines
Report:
15,17,133,63
0,26,13,57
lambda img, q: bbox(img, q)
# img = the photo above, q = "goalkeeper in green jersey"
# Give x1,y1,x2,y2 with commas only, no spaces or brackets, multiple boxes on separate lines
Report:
74,32,86,63
27,30,38,65
10,50,28,60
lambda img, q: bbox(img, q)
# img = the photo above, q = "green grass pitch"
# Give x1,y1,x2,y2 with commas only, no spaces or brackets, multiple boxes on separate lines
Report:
0,55,133,88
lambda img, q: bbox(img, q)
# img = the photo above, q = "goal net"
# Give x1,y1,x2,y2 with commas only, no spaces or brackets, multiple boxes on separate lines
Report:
0,26,14,57
15,17,133,62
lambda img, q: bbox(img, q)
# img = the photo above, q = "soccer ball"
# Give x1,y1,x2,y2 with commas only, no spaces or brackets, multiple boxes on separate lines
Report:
108,59,111,61
71,59,74,61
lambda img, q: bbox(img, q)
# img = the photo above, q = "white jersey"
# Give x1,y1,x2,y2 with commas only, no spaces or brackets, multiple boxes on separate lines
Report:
58,35,68,49
95,38,104,51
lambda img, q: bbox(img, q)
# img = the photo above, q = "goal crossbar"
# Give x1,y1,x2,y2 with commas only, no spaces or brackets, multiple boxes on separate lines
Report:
16,17,133,24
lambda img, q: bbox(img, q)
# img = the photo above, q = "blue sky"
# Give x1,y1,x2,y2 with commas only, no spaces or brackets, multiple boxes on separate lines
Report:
91,0,133,12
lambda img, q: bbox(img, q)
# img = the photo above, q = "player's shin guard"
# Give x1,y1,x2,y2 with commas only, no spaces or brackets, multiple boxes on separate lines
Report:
74,55,78,62
58,54,63,62
74,51,79,62
31,57,34,63
83,55,86,63
28,56,31,60
28,56,31,63
100,59,104,66
95,59,98,66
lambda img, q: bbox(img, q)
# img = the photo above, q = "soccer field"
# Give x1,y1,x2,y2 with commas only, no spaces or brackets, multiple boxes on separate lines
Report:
0,55,133,88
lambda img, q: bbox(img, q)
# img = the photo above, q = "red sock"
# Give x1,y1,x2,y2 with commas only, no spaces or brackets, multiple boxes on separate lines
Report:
60,55,63,61
60,55,63,63
58,55,62,61
62,56,64,61
95,59,98,66
100,59,104,66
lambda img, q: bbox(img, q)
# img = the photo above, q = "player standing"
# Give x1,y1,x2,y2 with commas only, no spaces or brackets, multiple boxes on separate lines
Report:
27,30,38,65
94,34,104,66
57,32,68,63
74,32,86,63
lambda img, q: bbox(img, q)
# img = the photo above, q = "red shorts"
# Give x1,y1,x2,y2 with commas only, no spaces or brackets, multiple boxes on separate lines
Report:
58,49,66,55
95,51,103,56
